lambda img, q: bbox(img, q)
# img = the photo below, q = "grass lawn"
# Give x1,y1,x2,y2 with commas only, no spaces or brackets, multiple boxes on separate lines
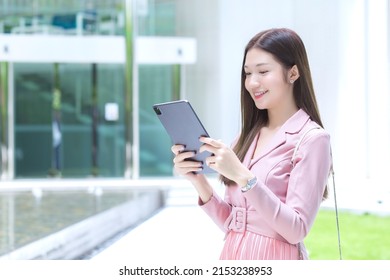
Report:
304,209,390,260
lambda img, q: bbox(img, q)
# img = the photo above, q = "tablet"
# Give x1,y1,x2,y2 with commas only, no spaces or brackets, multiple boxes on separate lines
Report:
153,100,215,174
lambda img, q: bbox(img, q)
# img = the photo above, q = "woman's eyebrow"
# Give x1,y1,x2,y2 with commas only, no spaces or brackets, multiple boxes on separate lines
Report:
244,63,270,68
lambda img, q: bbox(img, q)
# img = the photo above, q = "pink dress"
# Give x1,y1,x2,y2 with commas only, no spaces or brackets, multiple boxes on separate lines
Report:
221,231,300,260
199,110,331,260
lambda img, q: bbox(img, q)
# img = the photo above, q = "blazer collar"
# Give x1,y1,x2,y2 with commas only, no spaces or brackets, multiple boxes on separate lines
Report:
283,109,311,134
244,109,311,167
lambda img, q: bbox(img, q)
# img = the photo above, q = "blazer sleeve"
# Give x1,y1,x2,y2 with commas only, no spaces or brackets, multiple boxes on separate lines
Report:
198,189,232,233
198,136,240,232
243,130,331,244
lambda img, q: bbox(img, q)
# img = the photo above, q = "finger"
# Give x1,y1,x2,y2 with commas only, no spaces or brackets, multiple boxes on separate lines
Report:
205,155,217,166
199,144,219,155
176,160,203,169
173,151,196,163
174,162,203,174
171,144,185,155
199,137,224,148
175,167,203,175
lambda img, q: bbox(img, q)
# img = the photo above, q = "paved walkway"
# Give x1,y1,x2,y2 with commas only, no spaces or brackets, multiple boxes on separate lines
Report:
91,183,225,262
91,206,224,262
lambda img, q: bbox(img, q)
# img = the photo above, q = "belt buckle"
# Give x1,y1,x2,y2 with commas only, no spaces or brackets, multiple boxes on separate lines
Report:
229,206,247,233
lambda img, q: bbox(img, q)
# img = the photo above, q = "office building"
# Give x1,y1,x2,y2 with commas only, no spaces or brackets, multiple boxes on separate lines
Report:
1,0,389,207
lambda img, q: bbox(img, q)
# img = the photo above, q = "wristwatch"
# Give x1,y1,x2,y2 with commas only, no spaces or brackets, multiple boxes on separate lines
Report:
241,176,257,193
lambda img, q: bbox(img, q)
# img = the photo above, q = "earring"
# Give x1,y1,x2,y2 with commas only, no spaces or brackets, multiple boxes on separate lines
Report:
290,79,294,84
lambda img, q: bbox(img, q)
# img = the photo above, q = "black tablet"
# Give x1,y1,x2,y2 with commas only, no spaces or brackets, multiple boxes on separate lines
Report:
153,100,215,174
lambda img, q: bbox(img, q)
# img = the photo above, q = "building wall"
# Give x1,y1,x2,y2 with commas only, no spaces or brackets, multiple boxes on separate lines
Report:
175,0,222,141
1,0,389,185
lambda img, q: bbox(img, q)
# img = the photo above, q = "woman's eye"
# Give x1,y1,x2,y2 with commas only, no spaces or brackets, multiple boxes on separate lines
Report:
259,71,268,74
244,72,251,76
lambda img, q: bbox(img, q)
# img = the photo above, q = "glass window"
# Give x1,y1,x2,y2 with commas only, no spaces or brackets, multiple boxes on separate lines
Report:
14,63,126,178
136,0,178,177
14,63,53,178
6,0,181,178
139,65,176,176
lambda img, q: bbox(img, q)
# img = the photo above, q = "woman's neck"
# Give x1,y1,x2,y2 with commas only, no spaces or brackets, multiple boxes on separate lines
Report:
267,105,299,130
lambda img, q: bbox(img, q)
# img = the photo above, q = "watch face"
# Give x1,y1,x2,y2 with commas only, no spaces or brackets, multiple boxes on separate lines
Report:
242,177,257,192
248,177,257,186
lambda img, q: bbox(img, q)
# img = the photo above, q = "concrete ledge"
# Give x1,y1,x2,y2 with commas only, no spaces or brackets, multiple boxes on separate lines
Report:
0,190,165,260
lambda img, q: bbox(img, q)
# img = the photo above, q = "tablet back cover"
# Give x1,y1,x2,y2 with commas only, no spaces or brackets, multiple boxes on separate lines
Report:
153,100,214,173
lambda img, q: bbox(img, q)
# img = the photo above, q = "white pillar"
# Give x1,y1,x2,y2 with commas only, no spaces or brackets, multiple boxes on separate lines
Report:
336,0,368,187
366,0,389,185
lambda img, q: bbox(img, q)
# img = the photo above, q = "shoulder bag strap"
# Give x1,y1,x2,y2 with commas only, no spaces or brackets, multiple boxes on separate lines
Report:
330,148,343,260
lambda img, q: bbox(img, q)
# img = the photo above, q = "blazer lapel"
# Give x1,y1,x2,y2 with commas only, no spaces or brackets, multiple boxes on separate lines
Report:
248,109,310,168
249,127,287,168
242,133,258,168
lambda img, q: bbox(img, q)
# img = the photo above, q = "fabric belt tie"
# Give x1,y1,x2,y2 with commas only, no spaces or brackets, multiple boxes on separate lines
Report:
223,205,303,258
223,206,248,256
224,206,247,233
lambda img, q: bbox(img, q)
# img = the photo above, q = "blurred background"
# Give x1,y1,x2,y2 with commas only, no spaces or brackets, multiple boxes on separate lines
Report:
0,0,389,260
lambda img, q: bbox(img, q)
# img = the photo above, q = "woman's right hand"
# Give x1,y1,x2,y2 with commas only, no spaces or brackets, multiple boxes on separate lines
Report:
171,145,203,179
171,144,213,204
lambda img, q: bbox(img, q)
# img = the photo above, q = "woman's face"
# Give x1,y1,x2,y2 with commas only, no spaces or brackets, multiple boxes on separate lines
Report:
244,48,293,111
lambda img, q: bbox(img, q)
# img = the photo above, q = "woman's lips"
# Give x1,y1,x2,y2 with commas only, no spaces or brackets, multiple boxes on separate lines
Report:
254,90,268,99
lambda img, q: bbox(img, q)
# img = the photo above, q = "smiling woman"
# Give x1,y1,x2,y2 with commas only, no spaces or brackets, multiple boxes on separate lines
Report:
171,28,332,260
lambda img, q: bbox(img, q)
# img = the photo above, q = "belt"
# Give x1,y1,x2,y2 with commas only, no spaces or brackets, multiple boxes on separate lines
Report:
223,205,288,243
224,206,247,233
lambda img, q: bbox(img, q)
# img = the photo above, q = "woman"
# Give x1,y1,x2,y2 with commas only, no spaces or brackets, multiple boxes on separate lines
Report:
171,28,332,260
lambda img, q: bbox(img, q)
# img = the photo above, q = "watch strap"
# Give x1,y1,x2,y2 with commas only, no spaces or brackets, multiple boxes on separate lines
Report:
241,176,257,192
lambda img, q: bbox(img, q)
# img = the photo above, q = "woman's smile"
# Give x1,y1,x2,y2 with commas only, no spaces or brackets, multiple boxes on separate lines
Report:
254,90,268,100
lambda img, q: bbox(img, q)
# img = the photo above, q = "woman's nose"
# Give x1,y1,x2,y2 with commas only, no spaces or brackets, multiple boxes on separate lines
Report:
247,75,260,88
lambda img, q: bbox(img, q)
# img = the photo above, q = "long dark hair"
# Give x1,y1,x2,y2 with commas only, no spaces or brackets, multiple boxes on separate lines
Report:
221,28,325,188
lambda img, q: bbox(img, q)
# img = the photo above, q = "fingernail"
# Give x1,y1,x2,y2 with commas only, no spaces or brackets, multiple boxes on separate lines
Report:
178,146,185,152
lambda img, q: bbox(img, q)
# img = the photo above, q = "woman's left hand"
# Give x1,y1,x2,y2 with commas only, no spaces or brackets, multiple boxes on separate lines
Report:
199,137,253,186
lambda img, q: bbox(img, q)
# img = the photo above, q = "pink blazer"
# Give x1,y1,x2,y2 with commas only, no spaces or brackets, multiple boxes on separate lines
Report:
200,109,332,245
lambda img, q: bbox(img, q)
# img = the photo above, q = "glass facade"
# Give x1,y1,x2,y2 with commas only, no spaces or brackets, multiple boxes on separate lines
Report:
137,0,178,176
0,62,7,179
139,64,178,176
14,63,127,178
0,0,182,178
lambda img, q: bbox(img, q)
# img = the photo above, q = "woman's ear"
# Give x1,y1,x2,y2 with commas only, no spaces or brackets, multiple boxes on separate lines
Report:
289,65,300,83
